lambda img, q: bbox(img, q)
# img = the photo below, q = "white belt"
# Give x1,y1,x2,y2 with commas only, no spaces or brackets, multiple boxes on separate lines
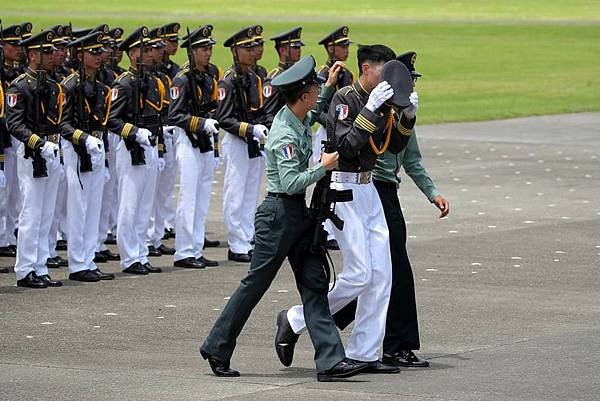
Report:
331,171,372,185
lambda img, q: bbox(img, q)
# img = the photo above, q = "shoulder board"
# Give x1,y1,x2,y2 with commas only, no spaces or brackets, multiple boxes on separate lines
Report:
223,69,235,80
340,85,355,96
61,73,79,87
174,68,189,80
11,74,27,84
115,71,132,83
317,65,328,74
267,67,281,80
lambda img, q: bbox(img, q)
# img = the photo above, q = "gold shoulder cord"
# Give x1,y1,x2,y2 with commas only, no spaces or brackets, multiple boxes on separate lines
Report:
368,112,393,155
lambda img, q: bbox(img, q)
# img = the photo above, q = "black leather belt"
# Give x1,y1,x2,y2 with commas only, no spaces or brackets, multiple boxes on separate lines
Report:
267,192,305,201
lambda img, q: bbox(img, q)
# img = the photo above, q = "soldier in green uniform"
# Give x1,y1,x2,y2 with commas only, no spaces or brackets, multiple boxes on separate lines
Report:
262,26,304,129
200,56,369,381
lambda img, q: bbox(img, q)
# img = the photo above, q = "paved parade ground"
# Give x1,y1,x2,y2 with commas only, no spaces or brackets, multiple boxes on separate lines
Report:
1,113,599,401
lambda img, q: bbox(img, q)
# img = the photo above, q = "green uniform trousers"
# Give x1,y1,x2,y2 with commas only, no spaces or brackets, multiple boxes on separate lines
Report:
201,194,345,371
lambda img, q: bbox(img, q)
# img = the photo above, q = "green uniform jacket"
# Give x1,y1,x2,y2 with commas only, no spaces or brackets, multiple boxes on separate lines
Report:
372,129,440,202
265,84,334,195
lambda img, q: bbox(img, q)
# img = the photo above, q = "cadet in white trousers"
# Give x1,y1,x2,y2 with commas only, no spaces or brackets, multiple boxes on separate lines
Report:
108,26,164,275
7,29,65,288
216,26,268,262
60,30,116,281
168,25,221,269
285,45,414,363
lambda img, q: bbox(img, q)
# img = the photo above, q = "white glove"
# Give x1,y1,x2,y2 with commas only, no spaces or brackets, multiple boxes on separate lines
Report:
135,128,152,147
403,91,419,119
85,136,103,155
252,124,268,142
365,81,394,112
162,126,176,138
203,119,219,135
0,170,6,189
103,166,111,183
157,157,166,172
213,156,221,170
40,141,59,162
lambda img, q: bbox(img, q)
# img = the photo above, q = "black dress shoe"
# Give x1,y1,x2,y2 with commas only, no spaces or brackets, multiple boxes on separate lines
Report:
317,358,369,382
275,310,299,367
200,349,240,377
174,257,205,269
37,274,63,287
69,270,101,282
164,228,175,239
361,360,401,374
99,249,120,261
17,272,47,288
247,249,253,257
147,246,162,257
91,268,115,280
55,239,68,251
55,255,68,267
326,239,340,250
8,244,17,252
143,262,162,273
0,246,16,257
46,256,62,269
104,233,117,245
203,238,220,248
94,252,108,263
227,249,251,263
383,350,429,368
157,244,175,255
0,267,9,273
197,256,218,267
123,262,149,275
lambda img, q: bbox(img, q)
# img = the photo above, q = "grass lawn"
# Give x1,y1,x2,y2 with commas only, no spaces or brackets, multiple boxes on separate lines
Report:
3,0,599,124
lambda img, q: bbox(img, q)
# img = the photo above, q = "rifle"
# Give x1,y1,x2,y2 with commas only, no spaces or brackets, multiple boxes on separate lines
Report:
309,105,353,255
185,27,213,153
74,41,92,172
231,47,260,159
128,34,152,165
67,22,77,72
0,19,4,85
31,41,50,177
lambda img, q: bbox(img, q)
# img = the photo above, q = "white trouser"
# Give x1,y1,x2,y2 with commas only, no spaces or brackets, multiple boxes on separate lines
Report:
97,132,120,252
147,128,177,248
161,128,177,231
173,129,215,261
14,142,60,280
310,124,326,166
64,141,105,273
115,139,158,269
48,159,67,258
287,181,392,362
222,133,262,254
2,138,21,246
